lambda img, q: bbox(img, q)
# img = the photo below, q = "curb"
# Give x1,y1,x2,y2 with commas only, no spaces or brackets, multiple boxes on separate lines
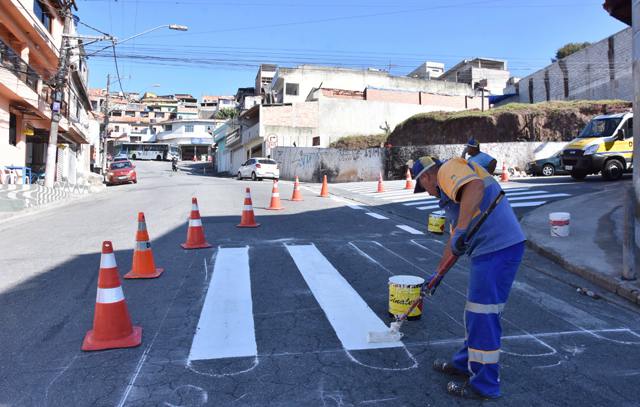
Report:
526,231,640,306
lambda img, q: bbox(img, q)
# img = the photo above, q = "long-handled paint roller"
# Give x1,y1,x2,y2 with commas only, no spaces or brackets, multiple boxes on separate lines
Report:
368,191,505,343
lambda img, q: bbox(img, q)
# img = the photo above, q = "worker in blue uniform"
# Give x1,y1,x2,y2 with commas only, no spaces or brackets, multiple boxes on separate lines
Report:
462,138,497,175
411,156,525,400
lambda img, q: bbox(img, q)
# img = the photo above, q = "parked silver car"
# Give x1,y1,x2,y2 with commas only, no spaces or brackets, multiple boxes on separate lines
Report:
237,157,280,181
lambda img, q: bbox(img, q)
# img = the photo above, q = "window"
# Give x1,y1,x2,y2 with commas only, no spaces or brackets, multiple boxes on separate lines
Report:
155,112,164,118
114,125,120,132
34,1,51,33
140,111,149,117
312,136,320,146
111,111,122,117
91,100,98,110
9,113,17,146
626,118,633,138
185,125,194,133
285,83,299,96
164,124,173,131
125,111,135,117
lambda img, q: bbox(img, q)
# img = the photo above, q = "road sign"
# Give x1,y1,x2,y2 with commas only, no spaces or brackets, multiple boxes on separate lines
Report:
268,134,277,148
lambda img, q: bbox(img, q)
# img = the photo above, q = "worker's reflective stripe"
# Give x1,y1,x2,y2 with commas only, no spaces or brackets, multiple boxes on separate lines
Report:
96,286,125,304
135,241,151,251
243,205,254,211
468,348,500,364
100,253,117,269
190,218,203,227
465,301,505,314
137,222,147,231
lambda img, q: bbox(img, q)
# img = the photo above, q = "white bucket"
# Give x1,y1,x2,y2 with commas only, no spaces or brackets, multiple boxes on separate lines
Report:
549,212,570,237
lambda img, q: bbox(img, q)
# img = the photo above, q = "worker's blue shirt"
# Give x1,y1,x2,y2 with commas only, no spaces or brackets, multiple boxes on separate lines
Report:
437,158,525,257
468,152,495,173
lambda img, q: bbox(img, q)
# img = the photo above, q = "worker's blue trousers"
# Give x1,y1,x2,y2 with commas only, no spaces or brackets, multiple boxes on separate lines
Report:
451,242,525,398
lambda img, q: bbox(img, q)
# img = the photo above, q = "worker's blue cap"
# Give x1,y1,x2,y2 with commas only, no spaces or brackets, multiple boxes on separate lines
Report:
412,156,440,194
467,138,480,148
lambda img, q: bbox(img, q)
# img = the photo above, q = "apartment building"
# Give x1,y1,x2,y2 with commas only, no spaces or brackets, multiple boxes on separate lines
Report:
439,57,511,95
0,0,93,183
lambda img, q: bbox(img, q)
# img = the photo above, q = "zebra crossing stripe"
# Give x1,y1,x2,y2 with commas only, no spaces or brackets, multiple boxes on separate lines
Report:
286,244,402,350
396,225,424,235
511,201,547,208
188,247,257,361
505,190,548,197
404,198,438,206
366,212,389,220
416,204,440,211
507,193,570,201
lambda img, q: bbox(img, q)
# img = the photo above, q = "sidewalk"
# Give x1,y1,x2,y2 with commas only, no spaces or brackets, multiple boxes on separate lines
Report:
522,181,640,305
0,179,106,223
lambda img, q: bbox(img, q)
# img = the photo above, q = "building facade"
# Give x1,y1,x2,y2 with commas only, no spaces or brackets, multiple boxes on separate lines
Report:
0,0,93,184
440,57,511,95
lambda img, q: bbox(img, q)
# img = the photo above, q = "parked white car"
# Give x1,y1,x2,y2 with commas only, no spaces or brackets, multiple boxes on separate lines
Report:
237,157,280,181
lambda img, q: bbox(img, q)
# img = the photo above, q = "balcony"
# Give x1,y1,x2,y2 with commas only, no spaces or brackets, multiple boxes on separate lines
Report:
0,38,40,92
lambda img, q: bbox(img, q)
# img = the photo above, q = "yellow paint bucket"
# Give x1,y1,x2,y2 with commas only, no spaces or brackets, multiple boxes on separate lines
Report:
388,275,425,320
427,211,446,234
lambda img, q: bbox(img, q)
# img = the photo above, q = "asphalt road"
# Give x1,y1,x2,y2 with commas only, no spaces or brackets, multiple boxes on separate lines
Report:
0,161,638,406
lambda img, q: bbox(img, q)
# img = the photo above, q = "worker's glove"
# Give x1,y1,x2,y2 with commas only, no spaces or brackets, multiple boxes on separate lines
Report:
450,228,468,256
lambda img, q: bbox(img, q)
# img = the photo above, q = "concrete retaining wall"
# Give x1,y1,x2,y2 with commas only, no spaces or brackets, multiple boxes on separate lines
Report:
272,141,567,182
271,147,384,182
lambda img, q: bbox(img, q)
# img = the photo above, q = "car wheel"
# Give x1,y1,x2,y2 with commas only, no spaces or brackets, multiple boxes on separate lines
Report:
602,159,624,181
131,154,136,160
237,172,242,180
251,172,257,181
133,179,137,184
570,170,588,181
541,164,555,177
156,155,162,161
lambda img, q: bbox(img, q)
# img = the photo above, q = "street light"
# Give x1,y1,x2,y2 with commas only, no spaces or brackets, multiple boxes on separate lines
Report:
114,24,189,46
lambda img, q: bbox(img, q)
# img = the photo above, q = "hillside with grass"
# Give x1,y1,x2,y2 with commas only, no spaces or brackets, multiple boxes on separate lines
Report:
387,100,632,146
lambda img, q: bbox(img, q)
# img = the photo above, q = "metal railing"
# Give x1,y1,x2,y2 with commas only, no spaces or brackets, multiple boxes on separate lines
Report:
0,38,41,92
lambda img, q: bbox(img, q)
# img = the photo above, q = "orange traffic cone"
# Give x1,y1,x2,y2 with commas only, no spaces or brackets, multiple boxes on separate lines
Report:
181,197,212,249
237,187,260,227
291,176,303,201
319,175,329,197
376,172,385,193
267,179,284,210
404,168,413,190
125,212,164,279
82,241,142,351
500,164,509,182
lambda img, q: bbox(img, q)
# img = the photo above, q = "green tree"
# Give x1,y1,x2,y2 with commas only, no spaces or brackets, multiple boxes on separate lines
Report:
214,108,238,119
554,42,590,61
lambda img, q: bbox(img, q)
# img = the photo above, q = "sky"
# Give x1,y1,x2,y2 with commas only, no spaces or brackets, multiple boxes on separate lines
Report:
74,0,628,98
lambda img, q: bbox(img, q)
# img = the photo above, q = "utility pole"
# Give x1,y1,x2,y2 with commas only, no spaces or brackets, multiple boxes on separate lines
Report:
629,0,640,280
44,7,74,188
101,74,111,174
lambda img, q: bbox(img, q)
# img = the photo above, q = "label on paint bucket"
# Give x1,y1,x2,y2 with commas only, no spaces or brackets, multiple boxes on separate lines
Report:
388,275,425,318
549,212,570,237
428,211,446,234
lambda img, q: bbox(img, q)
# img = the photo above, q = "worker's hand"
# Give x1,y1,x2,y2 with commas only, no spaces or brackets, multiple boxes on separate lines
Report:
426,273,442,295
450,228,468,256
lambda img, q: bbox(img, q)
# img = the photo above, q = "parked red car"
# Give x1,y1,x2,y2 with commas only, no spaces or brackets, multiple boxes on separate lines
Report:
106,160,137,186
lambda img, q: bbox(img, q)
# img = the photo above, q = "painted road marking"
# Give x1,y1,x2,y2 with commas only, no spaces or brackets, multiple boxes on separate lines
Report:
511,201,547,208
507,193,570,201
348,205,366,210
403,198,438,206
396,225,424,235
286,244,402,350
366,212,389,220
505,190,548,197
416,204,441,211
188,247,257,361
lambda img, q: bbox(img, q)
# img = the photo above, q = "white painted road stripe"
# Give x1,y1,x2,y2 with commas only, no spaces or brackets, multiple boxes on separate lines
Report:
366,212,389,220
348,205,366,210
363,190,412,197
507,193,570,201
396,225,424,235
511,201,546,208
188,247,257,361
286,244,402,350
505,190,548,197
403,198,438,206
416,204,441,211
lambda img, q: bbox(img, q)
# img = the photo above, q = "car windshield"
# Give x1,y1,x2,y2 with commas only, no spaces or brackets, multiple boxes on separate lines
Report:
110,162,131,170
578,118,622,138
258,159,277,165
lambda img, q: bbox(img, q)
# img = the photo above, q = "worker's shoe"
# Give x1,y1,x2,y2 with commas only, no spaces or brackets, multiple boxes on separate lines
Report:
446,381,497,400
432,359,469,377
